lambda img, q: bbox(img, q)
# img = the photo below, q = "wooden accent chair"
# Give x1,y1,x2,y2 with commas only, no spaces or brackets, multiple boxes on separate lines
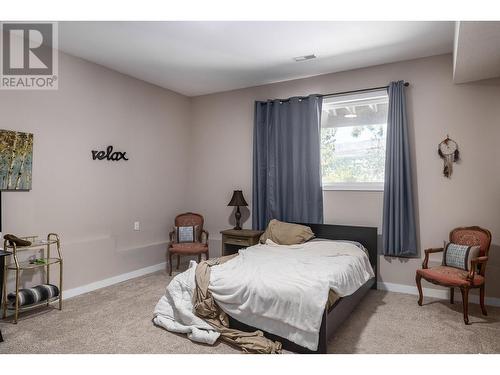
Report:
416,226,492,324
168,212,209,276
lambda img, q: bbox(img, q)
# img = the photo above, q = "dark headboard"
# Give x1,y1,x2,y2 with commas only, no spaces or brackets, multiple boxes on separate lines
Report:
297,223,378,287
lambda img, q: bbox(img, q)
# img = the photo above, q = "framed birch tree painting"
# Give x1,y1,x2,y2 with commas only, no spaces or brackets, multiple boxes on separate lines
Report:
0,130,33,190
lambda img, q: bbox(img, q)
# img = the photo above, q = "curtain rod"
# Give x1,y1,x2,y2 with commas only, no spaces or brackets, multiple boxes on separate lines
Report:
272,82,409,102
321,81,409,99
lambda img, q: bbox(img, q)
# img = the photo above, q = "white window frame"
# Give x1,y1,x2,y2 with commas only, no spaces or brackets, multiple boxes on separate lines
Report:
322,181,384,191
321,90,388,192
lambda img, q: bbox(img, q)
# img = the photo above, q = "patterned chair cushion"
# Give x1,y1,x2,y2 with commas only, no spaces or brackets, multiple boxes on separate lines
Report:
7,284,59,307
417,266,484,287
170,242,208,254
175,213,204,228
442,242,480,271
450,227,491,257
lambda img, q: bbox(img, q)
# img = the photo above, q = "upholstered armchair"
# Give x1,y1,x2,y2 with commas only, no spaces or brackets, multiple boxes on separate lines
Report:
168,212,209,276
415,226,492,324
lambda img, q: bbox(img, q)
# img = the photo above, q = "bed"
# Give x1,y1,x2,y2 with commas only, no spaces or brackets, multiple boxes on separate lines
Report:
154,222,378,353
224,223,378,354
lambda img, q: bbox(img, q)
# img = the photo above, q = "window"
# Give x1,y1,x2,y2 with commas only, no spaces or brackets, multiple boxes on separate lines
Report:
320,89,388,191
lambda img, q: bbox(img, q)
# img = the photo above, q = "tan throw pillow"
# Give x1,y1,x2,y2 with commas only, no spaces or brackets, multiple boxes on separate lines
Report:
259,219,315,245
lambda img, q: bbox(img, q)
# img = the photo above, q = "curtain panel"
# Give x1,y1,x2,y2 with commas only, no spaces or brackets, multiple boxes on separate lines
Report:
382,81,418,256
252,95,323,230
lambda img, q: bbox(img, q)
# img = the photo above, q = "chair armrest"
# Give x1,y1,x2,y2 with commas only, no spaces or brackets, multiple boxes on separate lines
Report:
422,248,444,269
169,230,176,243
468,256,489,280
201,229,209,245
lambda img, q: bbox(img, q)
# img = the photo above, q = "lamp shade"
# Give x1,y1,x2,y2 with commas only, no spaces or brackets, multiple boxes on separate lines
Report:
227,190,248,206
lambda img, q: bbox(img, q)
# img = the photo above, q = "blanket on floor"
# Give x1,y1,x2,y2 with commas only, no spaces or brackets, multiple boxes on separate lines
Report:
153,256,281,353
153,260,219,345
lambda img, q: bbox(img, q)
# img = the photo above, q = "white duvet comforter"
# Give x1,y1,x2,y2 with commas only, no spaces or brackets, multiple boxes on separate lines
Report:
210,239,374,350
153,239,374,351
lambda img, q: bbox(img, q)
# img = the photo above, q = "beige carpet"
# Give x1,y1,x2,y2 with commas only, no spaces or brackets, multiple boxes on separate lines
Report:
1,270,499,354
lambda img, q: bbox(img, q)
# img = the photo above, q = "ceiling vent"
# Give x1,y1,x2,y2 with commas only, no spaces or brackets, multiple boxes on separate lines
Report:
293,54,316,62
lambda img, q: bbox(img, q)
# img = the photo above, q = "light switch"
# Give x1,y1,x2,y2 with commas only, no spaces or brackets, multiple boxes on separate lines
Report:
134,221,140,231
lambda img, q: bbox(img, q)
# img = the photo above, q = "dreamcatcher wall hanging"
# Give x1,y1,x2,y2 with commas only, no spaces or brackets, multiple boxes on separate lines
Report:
438,135,459,178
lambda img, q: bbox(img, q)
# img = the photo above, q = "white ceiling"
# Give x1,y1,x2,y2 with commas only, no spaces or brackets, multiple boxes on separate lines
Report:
453,21,500,83
59,21,455,96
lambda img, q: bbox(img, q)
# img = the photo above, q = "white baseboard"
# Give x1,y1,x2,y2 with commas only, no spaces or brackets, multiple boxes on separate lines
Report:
61,263,500,308
63,262,166,300
378,281,500,307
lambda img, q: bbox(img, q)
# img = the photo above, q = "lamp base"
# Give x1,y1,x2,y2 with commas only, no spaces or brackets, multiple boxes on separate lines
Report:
234,206,242,230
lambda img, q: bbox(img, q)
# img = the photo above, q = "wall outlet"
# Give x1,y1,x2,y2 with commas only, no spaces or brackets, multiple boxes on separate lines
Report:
134,221,140,231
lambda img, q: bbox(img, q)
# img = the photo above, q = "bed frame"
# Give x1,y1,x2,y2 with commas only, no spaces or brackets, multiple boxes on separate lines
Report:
227,223,378,354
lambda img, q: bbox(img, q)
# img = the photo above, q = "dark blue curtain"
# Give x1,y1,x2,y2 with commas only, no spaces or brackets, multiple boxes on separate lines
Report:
252,95,323,230
382,81,418,256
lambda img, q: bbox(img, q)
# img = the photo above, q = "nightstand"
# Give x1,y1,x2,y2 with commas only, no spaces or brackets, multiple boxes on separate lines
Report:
220,229,263,256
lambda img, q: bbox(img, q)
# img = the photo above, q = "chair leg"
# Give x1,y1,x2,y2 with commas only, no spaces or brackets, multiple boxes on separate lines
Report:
450,287,454,304
480,285,487,316
416,273,423,306
168,252,173,276
460,287,470,325
176,255,180,270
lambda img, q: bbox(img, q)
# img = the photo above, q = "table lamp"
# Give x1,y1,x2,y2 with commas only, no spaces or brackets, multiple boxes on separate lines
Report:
227,190,248,230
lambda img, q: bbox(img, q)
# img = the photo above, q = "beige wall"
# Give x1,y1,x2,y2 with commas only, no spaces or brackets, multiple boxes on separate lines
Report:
0,51,191,291
188,54,500,298
2,51,499,301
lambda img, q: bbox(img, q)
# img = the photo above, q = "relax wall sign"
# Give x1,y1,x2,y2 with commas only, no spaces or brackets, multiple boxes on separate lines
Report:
92,146,129,161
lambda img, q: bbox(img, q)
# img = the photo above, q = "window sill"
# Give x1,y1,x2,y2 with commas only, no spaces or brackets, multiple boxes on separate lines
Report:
322,183,384,192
